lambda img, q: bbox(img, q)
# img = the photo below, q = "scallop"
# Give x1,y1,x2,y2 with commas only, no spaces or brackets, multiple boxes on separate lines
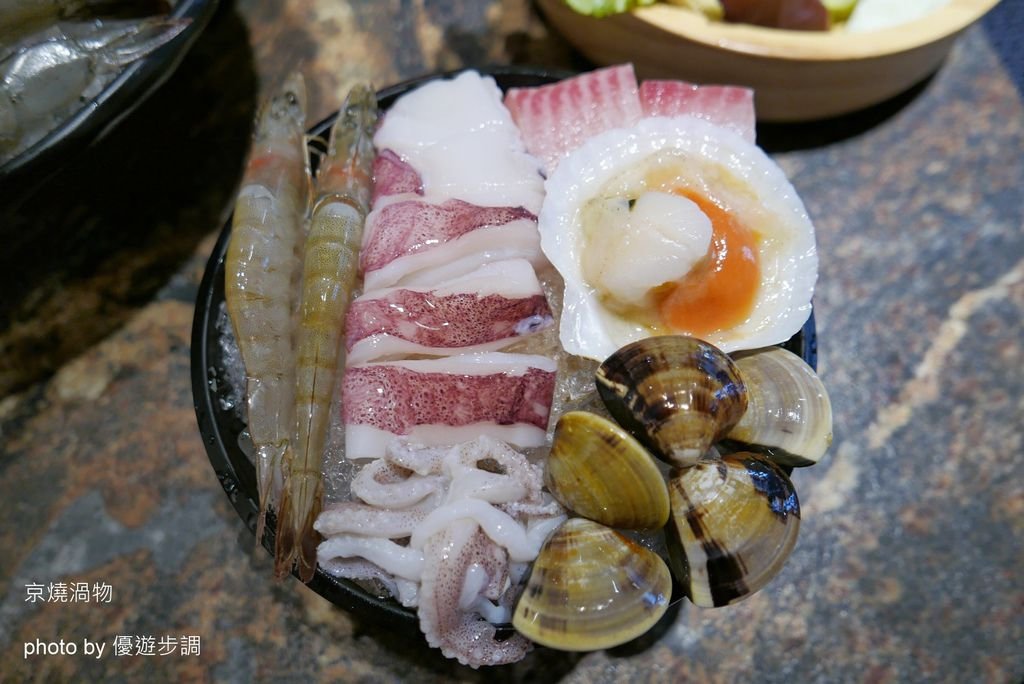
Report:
538,115,818,362
596,335,747,468
512,517,672,651
724,346,833,467
545,411,670,529
666,452,800,608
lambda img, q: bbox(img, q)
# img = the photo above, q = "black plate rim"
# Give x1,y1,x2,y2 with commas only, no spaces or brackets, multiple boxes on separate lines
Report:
190,65,819,631
0,0,220,187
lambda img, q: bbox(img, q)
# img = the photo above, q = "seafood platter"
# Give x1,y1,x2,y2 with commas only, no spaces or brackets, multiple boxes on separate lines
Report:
192,65,833,667
0,0,217,183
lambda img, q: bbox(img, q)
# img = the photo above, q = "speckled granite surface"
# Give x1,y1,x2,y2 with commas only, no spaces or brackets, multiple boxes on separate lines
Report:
1,1,1022,681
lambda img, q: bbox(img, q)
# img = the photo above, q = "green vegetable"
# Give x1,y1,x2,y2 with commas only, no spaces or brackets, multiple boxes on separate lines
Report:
565,0,658,18
821,0,857,22
664,0,725,21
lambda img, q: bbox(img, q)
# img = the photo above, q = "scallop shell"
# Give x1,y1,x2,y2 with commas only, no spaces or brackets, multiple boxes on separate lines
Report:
596,335,747,467
512,518,672,651
545,411,670,529
724,346,833,467
538,116,818,362
666,452,800,607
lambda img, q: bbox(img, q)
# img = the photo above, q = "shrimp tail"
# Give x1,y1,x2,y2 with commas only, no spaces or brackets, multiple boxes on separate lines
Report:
273,467,323,582
255,442,287,547
274,82,378,582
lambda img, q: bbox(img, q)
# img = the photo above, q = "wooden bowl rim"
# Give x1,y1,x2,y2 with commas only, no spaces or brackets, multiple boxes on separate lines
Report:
553,0,1000,62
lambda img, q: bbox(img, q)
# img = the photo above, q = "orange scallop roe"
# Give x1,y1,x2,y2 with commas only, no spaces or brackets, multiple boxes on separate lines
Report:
657,190,760,337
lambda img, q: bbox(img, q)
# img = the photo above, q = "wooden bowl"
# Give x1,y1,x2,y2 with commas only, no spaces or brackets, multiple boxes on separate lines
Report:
536,0,1000,121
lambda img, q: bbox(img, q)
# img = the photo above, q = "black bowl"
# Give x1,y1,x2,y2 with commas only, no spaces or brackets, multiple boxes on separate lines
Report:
0,0,219,189
190,67,819,631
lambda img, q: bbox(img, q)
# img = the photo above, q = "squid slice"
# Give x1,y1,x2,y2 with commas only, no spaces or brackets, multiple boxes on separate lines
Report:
371,148,423,204
342,353,557,460
346,259,553,365
372,70,544,213
359,198,542,291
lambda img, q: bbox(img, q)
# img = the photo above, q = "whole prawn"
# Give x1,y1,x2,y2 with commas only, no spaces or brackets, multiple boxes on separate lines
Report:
0,16,189,164
225,72,310,547
275,84,377,582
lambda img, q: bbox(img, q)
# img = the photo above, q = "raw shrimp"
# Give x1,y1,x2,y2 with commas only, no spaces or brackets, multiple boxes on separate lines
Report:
0,0,172,40
0,16,189,163
224,72,310,547
275,83,377,582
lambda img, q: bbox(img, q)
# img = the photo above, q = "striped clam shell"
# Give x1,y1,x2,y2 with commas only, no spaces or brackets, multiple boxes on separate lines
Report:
723,346,833,467
545,411,670,529
596,335,748,468
512,518,672,651
666,452,800,607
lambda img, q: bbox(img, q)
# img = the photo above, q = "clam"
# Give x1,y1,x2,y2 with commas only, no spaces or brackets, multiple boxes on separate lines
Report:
723,346,833,467
666,452,800,607
545,411,670,529
512,517,672,651
596,335,747,467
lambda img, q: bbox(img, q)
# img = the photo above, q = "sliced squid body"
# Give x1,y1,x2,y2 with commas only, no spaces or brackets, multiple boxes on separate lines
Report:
371,148,423,203
372,70,544,213
345,259,553,365
538,115,818,361
342,353,557,460
359,198,543,291
364,71,547,291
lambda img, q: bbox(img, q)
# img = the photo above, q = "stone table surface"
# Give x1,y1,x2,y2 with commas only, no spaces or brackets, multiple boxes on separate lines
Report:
1,1,1022,682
